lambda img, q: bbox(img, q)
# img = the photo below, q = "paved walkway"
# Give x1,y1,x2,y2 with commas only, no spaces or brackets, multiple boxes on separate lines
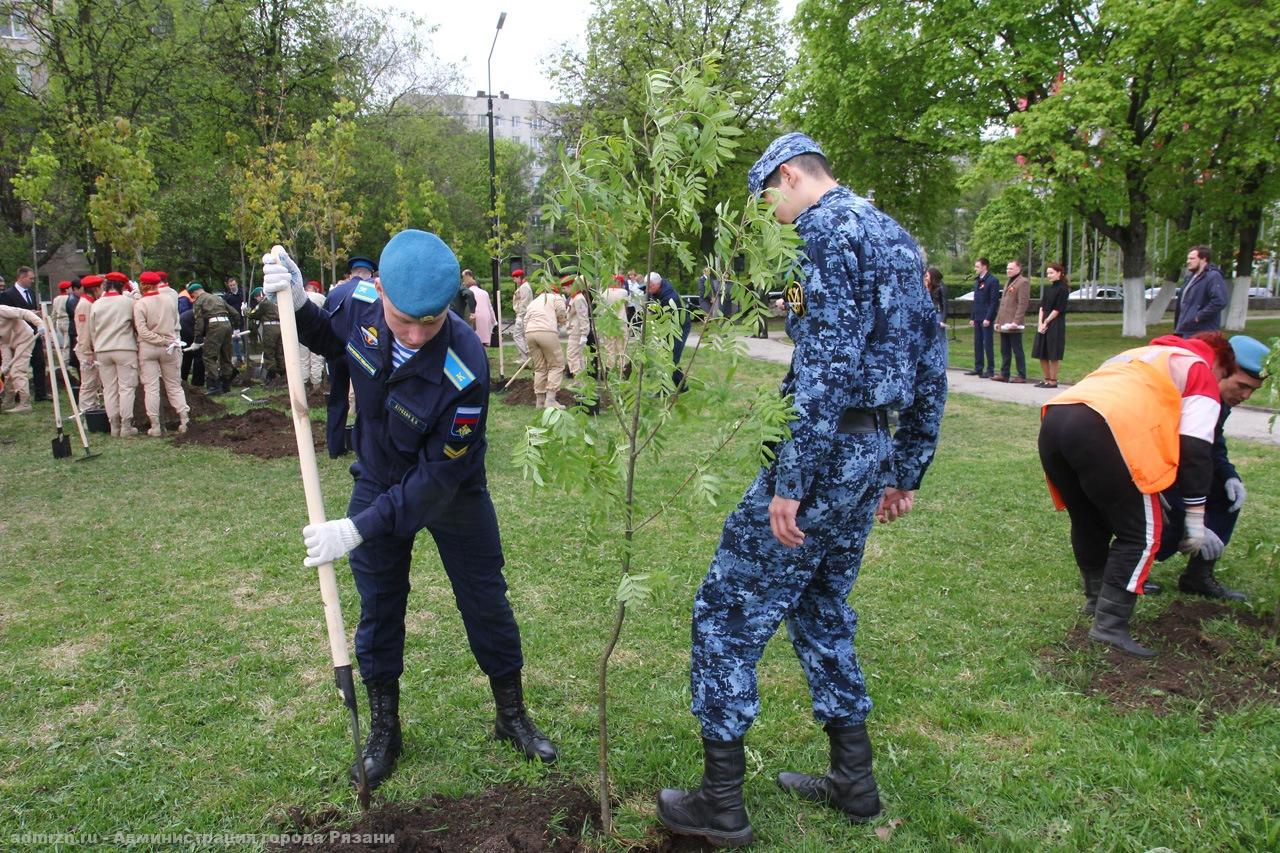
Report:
702,334,1280,446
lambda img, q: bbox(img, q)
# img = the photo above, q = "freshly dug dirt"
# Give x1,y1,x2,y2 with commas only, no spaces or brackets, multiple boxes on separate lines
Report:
1042,599,1279,717
171,407,321,459
496,377,578,409
129,383,224,429
276,782,600,852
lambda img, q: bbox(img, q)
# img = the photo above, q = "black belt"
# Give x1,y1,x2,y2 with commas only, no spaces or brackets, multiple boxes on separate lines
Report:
837,407,890,435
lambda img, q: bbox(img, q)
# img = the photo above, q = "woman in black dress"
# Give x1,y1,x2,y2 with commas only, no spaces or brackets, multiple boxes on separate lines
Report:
1033,262,1068,387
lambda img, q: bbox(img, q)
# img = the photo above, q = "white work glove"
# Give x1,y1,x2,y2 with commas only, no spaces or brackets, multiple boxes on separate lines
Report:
166,339,184,353
1224,477,1246,513
261,245,307,305
302,518,363,567
1178,505,1206,555
1199,528,1225,561
183,342,202,353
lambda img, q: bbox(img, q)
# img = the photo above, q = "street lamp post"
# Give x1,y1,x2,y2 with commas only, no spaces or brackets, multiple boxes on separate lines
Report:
487,11,507,379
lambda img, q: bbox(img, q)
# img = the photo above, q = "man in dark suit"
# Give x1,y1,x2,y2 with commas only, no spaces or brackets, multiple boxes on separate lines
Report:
1174,245,1230,335
0,266,48,400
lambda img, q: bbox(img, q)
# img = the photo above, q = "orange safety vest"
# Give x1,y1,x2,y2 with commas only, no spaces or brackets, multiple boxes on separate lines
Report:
1042,346,1202,504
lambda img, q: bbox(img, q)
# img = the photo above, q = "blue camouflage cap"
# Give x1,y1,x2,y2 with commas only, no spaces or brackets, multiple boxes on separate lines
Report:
1229,335,1270,379
748,132,825,197
377,230,460,320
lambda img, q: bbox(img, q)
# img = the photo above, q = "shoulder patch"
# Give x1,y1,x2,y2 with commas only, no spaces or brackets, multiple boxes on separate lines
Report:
443,347,477,390
450,405,482,439
352,280,379,303
360,325,379,348
443,443,469,459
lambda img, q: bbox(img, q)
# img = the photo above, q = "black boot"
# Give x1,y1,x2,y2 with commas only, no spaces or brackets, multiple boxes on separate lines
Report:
490,672,557,764
1080,567,1104,616
777,723,882,822
656,737,754,848
1179,556,1247,601
206,380,224,397
1089,583,1156,657
349,678,401,789
1143,579,1163,596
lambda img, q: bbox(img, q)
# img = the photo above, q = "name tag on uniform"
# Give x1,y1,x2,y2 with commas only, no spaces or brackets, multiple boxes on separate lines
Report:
385,396,428,432
346,341,380,378
443,348,476,390
352,280,378,303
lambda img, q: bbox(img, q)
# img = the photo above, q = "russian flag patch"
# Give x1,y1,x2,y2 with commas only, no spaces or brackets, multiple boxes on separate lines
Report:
450,405,482,439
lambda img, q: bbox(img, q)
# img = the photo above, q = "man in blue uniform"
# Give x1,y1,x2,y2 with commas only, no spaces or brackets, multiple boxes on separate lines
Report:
965,257,1000,377
1150,334,1268,602
323,256,377,458
656,134,947,847
263,231,557,790
646,271,691,390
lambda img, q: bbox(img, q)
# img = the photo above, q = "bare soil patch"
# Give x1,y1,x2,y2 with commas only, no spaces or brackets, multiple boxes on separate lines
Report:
171,407,320,459
276,783,598,852
496,377,579,409
129,384,224,429
1042,599,1280,717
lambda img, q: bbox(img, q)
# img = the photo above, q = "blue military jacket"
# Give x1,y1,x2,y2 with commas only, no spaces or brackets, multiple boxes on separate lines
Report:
970,272,1000,321
774,186,947,500
294,287,490,542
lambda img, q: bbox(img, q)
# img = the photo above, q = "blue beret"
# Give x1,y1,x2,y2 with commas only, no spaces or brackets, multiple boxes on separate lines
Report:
748,132,825,197
1229,335,1270,379
347,256,377,273
377,230,460,320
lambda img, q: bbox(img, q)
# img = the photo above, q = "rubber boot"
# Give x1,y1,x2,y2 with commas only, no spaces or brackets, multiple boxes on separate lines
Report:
777,723,882,822
1179,555,1247,601
1089,583,1156,657
349,678,401,789
656,738,754,848
491,672,557,764
1080,567,1104,616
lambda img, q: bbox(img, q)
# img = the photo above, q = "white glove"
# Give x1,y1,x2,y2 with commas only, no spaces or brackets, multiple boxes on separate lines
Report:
1178,506,1206,555
183,342,202,353
166,339,184,353
261,245,306,305
1224,477,1246,513
1199,528,1225,561
302,518,363,567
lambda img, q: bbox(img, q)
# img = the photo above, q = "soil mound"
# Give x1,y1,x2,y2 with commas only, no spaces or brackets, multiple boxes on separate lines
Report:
496,377,579,409
277,783,599,852
171,407,321,459
129,384,224,429
1043,599,1279,717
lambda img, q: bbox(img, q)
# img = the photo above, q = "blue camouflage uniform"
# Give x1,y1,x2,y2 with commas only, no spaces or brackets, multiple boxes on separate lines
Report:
690,153,948,742
294,280,522,683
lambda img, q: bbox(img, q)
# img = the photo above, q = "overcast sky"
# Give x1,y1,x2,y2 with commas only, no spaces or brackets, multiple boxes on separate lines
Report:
380,1,800,102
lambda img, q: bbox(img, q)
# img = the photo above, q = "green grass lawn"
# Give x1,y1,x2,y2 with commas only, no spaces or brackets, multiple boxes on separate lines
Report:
944,317,1280,387
1,345,1278,850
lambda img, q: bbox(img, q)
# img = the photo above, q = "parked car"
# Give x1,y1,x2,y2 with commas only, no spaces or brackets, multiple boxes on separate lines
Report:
1248,286,1272,298
1069,286,1121,300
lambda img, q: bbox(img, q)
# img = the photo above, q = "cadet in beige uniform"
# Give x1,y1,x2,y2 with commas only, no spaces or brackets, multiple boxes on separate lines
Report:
565,277,590,377
132,271,189,436
300,281,327,387
88,272,140,436
51,281,72,365
602,275,630,375
511,269,533,359
524,279,568,408
74,275,104,411
0,304,41,412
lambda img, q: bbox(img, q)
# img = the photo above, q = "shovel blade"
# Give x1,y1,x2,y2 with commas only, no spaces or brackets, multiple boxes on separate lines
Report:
52,434,72,458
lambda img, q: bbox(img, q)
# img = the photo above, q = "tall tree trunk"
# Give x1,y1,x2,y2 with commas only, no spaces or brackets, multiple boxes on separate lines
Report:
1225,205,1262,330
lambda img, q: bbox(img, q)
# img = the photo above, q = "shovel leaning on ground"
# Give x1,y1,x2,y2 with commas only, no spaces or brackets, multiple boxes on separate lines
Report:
46,309,100,461
39,306,71,458
267,248,370,810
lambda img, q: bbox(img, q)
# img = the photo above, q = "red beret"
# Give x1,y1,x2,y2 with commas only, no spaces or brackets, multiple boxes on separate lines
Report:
138,271,162,286
157,271,169,282
81,274,105,287
105,271,129,284
58,280,71,291
511,269,525,279
306,280,321,290
613,274,625,283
